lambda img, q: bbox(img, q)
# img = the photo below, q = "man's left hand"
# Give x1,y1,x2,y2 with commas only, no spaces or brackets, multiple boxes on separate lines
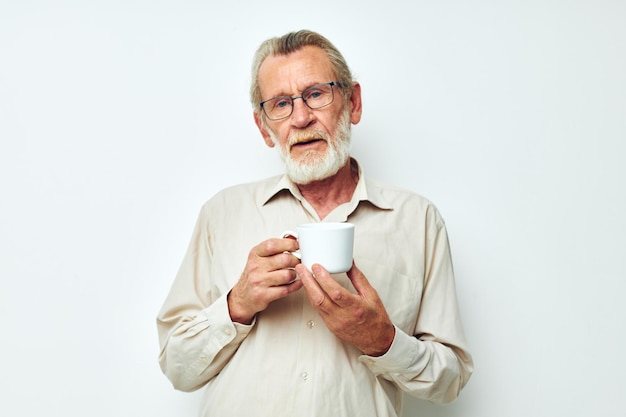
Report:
295,261,396,357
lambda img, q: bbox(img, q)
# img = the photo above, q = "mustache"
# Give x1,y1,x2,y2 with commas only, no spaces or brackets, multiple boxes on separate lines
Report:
288,129,331,147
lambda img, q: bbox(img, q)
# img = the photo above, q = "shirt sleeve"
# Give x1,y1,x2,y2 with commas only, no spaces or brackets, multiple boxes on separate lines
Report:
156,205,253,392
359,210,473,404
359,325,472,404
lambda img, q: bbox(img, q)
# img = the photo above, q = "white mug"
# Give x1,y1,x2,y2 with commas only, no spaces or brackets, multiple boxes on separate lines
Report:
283,222,355,274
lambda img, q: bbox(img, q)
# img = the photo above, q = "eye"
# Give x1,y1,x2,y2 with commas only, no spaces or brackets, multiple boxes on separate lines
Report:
303,88,326,100
304,88,324,100
272,97,292,109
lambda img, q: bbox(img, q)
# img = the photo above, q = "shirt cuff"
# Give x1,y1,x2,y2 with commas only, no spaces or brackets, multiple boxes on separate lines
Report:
201,293,255,347
359,325,425,374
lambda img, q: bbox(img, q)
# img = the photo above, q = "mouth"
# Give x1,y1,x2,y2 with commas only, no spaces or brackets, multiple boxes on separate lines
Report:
291,138,325,149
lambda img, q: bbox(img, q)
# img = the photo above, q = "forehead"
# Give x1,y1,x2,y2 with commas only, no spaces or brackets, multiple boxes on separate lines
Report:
258,46,336,98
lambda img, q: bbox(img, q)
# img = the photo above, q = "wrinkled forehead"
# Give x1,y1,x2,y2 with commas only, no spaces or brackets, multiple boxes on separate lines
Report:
257,46,336,99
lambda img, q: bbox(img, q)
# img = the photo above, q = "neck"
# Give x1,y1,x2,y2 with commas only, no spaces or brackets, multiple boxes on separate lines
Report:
297,159,358,220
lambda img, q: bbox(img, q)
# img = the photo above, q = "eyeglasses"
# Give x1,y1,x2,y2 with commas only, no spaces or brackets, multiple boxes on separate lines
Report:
259,81,343,121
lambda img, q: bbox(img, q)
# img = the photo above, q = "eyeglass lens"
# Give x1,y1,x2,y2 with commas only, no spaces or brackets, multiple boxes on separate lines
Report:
262,83,335,120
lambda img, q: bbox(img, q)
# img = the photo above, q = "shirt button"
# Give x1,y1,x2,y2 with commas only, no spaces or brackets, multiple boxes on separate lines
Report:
224,328,232,336
301,372,309,381
307,320,315,329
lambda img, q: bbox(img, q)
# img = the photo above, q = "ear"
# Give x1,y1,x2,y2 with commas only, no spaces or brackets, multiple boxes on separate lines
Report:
348,82,363,125
254,112,275,148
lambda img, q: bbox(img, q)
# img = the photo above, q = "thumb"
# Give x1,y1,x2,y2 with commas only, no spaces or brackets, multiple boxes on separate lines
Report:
346,261,375,296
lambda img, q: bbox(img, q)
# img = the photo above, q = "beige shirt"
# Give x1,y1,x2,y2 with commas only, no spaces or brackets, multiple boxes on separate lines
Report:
157,160,473,417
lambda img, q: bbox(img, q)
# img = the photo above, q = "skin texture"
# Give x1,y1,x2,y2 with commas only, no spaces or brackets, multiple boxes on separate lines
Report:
228,46,395,356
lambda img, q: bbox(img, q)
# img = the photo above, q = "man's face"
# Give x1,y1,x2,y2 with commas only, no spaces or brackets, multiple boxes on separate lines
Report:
254,46,362,184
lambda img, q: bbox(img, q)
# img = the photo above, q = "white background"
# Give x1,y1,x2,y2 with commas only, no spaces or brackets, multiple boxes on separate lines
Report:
1,1,625,416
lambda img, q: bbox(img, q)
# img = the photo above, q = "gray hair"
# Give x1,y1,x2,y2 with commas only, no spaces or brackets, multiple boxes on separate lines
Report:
250,30,355,115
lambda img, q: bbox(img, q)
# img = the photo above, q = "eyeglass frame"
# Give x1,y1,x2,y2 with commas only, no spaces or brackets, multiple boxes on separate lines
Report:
259,81,344,121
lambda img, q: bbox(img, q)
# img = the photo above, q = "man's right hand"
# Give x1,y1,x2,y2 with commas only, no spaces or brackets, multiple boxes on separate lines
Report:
227,237,303,324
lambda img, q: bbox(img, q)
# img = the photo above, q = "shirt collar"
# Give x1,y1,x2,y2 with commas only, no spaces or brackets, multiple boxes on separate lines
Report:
259,158,393,211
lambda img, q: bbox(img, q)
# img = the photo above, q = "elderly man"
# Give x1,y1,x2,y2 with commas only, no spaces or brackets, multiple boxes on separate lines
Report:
157,30,473,417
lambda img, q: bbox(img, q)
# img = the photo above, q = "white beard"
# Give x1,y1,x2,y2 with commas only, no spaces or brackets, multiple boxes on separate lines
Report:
269,108,352,185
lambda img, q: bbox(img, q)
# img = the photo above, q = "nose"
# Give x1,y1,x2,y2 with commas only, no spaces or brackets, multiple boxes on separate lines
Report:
290,97,315,128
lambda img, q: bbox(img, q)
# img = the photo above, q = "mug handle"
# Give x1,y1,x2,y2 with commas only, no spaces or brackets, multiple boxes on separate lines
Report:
281,230,301,259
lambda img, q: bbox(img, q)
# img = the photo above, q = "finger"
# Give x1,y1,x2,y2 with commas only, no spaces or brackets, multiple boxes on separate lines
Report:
259,275,303,308
254,237,299,258
295,264,330,309
271,274,303,292
346,261,376,298
267,251,301,273
310,264,354,308
265,264,299,287
295,263,318,290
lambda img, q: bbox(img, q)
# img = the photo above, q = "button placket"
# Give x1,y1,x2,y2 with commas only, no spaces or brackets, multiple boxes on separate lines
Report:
295,298,320,391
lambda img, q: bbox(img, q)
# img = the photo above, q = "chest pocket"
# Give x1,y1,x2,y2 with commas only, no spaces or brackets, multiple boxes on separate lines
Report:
355,257,422,335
